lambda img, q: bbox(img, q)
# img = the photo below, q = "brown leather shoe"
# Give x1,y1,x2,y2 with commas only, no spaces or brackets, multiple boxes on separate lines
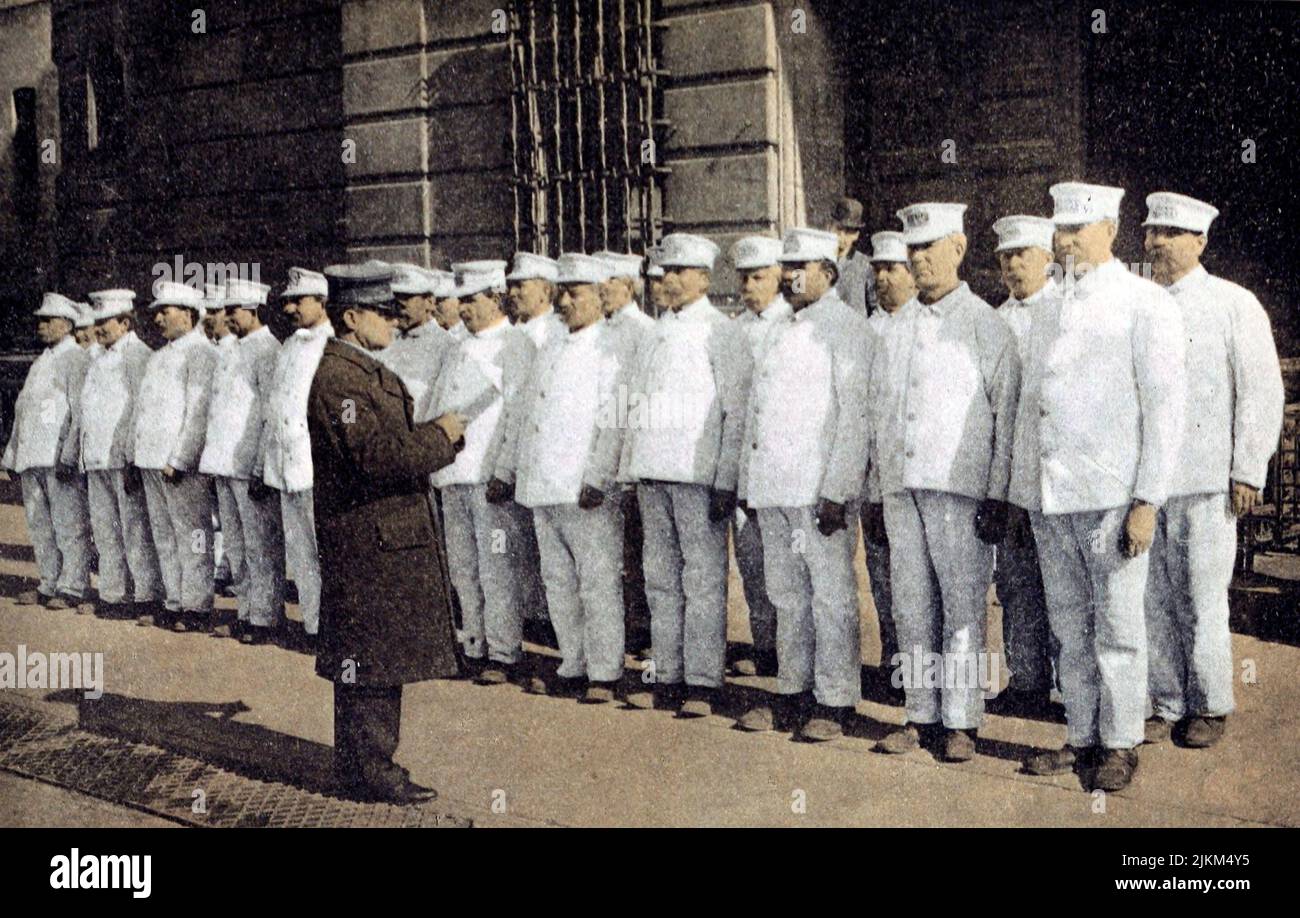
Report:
1025,744,1091,776
1143,716,1172,745
799,706,847,742
44,595,72,610
941,728,977,762
1181,715,1226,748
15,589,44,606
474,667,509,686
735,705,775,733
876,724,921,755
1093,748,1139,791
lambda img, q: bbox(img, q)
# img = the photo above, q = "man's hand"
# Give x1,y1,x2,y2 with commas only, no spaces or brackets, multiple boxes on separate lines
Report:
578,484,605,510
815,498,847,536
0,469,10,482
248,478,273,502
707,488,736,523
432,412,467,447
124,465,142,494
1123,500,1157,558
485,477,514,504
1231,480,1261,518
162,464,185,485
55,463,78,483
863,502,888,547
974,498,1009,545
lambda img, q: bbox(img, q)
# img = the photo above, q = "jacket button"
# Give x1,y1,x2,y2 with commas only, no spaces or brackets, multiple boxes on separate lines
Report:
1040,408,1048,418
907,412,916,421
752,442,758,450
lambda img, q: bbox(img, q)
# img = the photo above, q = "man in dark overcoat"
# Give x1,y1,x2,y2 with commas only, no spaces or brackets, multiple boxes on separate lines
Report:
308,262,467,804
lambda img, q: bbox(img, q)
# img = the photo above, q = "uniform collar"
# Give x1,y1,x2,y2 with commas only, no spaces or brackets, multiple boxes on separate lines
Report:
917,281,969,316
615,302,644,322
1165,263,1208,295
749,295,792,323
48,335,77,356
294,320,334,340
1008,277,1056,308
794,289,845,321
245,325,273,343
669,295,712,320
406,318,445,339
108,331,137,353
325,336,381,374
168,326,208,349
217,334,238,349
565,321,602,344
1066,256,1123,298
472,316,511,340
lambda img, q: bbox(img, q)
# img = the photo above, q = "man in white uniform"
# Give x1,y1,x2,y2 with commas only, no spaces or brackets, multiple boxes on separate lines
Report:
1016,182,1186,792
507,252,566,351
728,235,788,679
376,264,453,417
77,289,163,619
1141,191,1283,749
202,279,287,643
734,228,873,740
73,302,101,355
620,233,752,718
432,277,468,341
133,281,217,632
872,203,1020,763
989,215,1059,718
260,267,334,646
499,253,627,701
861,230,915,701
201,285,241,597
2,293,93,611
425,261,537,685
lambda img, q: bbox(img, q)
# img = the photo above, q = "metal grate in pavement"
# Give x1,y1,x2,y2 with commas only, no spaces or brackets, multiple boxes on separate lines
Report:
0,701,470,828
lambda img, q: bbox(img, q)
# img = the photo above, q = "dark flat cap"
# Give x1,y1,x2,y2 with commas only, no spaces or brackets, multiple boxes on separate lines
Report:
324,261,397,309
831,196,865,228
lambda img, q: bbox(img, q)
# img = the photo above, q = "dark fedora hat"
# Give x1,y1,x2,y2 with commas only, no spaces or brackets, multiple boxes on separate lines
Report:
830,196,865,229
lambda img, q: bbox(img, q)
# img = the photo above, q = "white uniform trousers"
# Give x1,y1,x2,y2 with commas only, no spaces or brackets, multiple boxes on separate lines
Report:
141,469,214,613
281,488,321,634
442,483,524,665
86,469,162,604
533,502,626,682
884,490,992,730
213,477,248,610
1145,493,1236,721
758,503,862,707
994,523,1054,692
19,468,92,600
500,498,548,622
1032,507,1149,750
638,482,729,688
863,507,896,666
229,479,287,628
732,511,776,653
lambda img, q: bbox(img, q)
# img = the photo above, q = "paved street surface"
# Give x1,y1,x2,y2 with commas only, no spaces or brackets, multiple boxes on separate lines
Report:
1,493,1297,828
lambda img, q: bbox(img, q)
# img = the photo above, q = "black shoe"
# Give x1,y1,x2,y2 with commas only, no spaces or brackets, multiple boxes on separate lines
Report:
1092,748,1139,791
239,625,273,645
677,686,716,718
173,611,211,634
653,683,686,712
799,705,847,742
1181,715,1226,748
1144,716,1173,745
1025,744,1095,776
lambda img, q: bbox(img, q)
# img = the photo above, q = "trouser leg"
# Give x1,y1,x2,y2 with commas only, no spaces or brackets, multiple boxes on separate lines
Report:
1182,493,1237,718
442,484,487,660
474,486,524,665
163,472,214,613
333,682,404,787
231,479,286,628
47,469,91,598
622,490,651,643
534,506,587,679
503,499,547,621
113,468,162,602
733,511,776,653
142,470,181,611
1085,508,1149,750
20,469,60,597
885,491,943,725
565,502,626,683
214,477,247,611
996,514,1053,692
1145,504,1187,721
671,483,729,689
87,470,129,604
863,516,896,666
758,507,815,697
281,489,322,633
802,502,863,707
639,483,686,685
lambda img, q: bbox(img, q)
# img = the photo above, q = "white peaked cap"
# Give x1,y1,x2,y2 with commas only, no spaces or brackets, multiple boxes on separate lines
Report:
149,281,205,314
389,263,433,296
730,236,784,270
556,253,613,285
646,264,664,279
427,269,457,298
506,252,560,283
656,233,720,270
1049,182,1125,225
74,302,95,328
1143,191,1219,234
593,250,644,279
777,227,839,263
992,215,1055,254
869,231,909,263
225,278,270,307
202,283,226,312
452,260,508,298
282,267,329,299
34,292,81,322
88,288,136,319
897,202,968,246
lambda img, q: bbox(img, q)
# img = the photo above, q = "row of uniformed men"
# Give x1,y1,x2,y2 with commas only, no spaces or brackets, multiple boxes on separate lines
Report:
3,180,1282,794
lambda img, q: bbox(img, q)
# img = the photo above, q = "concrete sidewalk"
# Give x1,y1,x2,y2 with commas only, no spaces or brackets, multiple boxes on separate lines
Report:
0,497,1297,827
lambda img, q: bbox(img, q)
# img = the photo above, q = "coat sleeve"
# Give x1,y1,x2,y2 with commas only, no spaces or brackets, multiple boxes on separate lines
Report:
819,319,873,504
615,335,649,484
58,350,92,468
250,339,280,478
168,343,215,471
491,338,538,484
1229,290,1284,490
980,315,1021,502
581,347,626,493
309,358,459,487
1132,289,1187,506
123,343,151,466
709,321,754,492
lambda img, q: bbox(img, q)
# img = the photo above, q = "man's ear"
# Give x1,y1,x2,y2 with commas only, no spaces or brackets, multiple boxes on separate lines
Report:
1193,233,1208,257
1102,219,1119,244
342,307,360,332
951,233,968,263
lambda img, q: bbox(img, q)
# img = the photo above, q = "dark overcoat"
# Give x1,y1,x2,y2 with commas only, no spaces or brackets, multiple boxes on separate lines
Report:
307,337,461,686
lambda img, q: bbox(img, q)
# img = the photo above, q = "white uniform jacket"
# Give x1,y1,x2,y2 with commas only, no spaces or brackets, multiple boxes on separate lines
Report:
870,283,1020,502
1164,265,1283,495
1009,258,1186,514
260,321,334,492
499,321,625,507
132,327,216,472
200,327,281,479
519,310,567,352
998,279,1057,362
78,331,153,471
375,319,452,419
619,296,753,492
740,291,873,508
734,295,792,361
3,336,90,473
426,319,536,488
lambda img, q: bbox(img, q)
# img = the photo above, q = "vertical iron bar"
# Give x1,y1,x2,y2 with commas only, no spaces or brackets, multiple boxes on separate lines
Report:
507,3,523,252
571,0,588,252
549,0,566,252
617,0,634,253
595,0,610,250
